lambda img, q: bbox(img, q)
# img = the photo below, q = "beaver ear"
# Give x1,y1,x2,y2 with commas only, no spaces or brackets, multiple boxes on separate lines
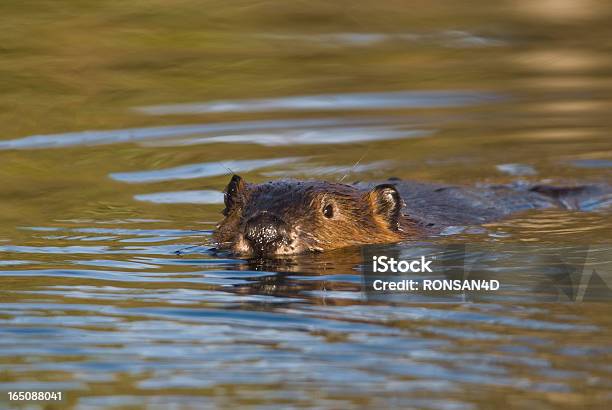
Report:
367,184,403,230
223,174,245,215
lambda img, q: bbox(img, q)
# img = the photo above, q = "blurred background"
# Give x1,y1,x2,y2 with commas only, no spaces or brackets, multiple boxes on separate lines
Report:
1,1,612,409
1,0,611,229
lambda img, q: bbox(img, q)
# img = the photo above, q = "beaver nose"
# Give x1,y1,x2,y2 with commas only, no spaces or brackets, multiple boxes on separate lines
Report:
244,213,288,252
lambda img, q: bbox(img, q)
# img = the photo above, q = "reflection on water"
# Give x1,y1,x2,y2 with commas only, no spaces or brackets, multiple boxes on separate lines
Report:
495,163,537,176
1,215,612,409
1,0,612,409
0,117,432,150
134,190,224,204
258,30,505,48
570,159,612,169
110,157,303,183
143,125,432,147
134,90,498,115
263,160,393,178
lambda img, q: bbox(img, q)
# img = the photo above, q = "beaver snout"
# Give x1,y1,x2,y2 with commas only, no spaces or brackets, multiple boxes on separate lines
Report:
244,212,290,255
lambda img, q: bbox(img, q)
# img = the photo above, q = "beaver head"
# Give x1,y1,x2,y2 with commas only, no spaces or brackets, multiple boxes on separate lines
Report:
213,175,415,257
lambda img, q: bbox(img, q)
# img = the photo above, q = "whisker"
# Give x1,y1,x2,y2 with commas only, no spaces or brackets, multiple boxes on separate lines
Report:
338,147,370,183
219,162,234,176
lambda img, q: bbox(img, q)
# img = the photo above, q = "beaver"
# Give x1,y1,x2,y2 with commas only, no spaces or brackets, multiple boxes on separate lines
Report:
213,175,611,257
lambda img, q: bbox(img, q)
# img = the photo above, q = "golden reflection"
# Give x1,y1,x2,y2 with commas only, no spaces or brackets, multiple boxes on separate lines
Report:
512,49,610,72
511,0,606,21
528,100,611,114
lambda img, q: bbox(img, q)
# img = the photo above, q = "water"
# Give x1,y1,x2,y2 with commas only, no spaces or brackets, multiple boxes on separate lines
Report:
1,1,612,409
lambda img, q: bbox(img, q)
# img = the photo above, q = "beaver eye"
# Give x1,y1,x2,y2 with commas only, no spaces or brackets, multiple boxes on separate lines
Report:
322,204,334,218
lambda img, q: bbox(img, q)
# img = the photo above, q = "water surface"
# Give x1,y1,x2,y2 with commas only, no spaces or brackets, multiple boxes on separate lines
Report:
1,1,612,409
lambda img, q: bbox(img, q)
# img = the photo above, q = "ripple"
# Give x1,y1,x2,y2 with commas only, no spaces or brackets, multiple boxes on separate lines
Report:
297,305,595,332
259,31,506,48
144,125,432,147
569,159,612,169
72,259,160,270
133,190,223,204
22,286,296,304
496,163,537,176
262,160,393,177
0,243,209,255
0,269,254,285
0,381,85,392
0,245,110,254
134,90,499,115
111,157,301,183
0,117,401,150
0,260,34,266
21,226,204,237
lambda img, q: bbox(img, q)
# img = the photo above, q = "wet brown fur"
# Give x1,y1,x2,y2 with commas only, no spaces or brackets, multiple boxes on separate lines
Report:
213,176,418,256
214,175,611,257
